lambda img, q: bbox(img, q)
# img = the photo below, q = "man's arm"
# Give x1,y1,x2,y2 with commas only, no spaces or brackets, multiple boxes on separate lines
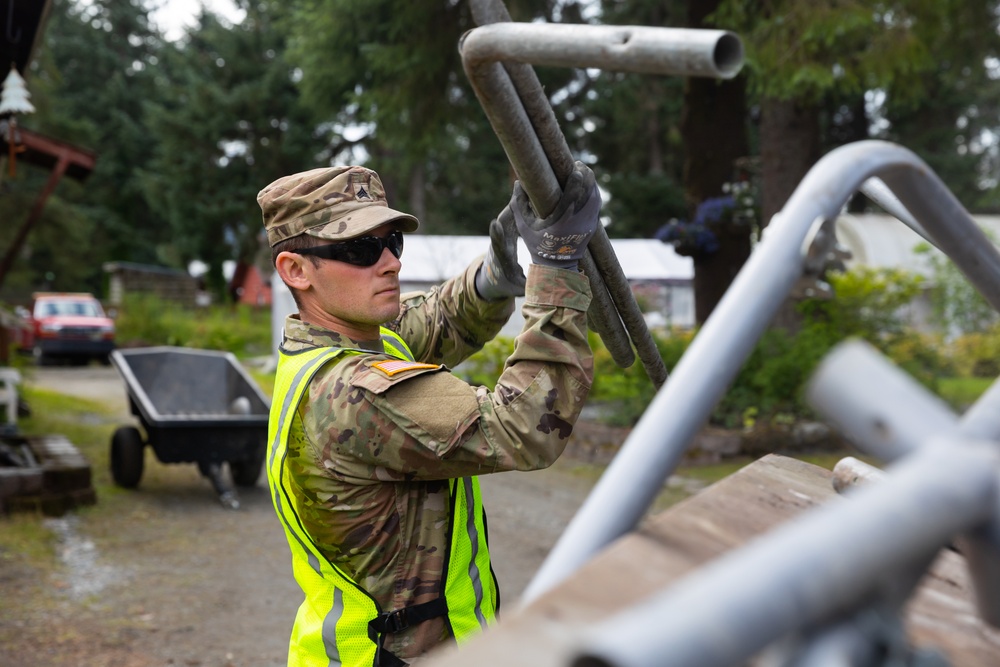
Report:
303,263,592,480
389,258,515,369
305,163,601,480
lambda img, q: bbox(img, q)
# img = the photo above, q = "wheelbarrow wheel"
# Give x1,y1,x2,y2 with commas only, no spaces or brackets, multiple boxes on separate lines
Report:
111,426,145,488
230,439,266,488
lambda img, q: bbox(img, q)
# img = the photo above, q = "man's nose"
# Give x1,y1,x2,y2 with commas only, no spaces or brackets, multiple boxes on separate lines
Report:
378,247,402,272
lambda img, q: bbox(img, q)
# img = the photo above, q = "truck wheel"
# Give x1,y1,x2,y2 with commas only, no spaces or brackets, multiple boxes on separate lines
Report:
230,439,265,487
111,426,145,488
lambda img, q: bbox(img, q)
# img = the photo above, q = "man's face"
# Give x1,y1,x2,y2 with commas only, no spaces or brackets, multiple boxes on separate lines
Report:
296,224,403,339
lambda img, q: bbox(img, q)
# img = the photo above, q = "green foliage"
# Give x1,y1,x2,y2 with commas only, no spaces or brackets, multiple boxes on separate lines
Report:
114,294,271,357
601,171,688,239
282,0,535,233
800,266,925,339
589,328,692,427
936,375,993,410
453,336,516,390
31,0,170,267
948,326,1000,378
915,242,998,335
711,0,997,106
141,2,323,293
584,266,945,428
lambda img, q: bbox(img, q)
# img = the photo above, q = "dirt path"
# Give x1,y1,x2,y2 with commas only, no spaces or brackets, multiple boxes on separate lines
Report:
1,366,607,666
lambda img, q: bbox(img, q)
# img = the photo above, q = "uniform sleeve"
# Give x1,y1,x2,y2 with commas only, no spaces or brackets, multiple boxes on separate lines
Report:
302,264,594,481
389,258,516,368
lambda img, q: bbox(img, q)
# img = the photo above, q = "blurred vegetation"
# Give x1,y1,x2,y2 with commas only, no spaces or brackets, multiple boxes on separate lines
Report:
113,293,272,359
455,264,995,430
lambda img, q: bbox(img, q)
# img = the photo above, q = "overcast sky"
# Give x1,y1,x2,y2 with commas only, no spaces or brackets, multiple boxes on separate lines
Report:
148,0,244,41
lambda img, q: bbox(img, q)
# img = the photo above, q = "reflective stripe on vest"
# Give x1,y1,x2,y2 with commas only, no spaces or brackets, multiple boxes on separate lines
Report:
268,327,498,667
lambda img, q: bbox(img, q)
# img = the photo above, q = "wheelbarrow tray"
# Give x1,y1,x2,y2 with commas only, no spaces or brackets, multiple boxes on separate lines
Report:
110,346,270,465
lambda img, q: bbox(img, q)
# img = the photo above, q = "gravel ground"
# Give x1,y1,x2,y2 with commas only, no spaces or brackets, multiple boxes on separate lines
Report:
0,365,612,666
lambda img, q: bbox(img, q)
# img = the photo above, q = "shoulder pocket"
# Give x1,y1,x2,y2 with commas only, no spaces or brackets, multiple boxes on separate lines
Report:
350,357,444,395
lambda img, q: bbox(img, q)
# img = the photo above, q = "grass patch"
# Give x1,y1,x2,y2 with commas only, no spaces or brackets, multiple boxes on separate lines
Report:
1,386,127,555
937,376,992,410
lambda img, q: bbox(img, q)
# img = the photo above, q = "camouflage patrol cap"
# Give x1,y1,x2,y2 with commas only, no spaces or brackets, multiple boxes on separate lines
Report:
257,166,419,247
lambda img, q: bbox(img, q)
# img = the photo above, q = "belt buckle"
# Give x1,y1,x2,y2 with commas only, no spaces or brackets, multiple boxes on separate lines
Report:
383,608,408,634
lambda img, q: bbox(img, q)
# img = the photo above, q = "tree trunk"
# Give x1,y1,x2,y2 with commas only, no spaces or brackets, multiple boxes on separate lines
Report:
681,0,750,325
408,163,427,225
759,96,820,226
759,96,821,330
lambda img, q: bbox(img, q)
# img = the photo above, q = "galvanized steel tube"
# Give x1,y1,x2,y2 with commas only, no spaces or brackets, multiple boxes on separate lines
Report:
461,23,744,79
571,441,1000,667
806,340,960,462
461,10,733,382
521,141,1000,605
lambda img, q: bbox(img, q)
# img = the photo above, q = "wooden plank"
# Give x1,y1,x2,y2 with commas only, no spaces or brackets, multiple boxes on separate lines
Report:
424,454,1000,665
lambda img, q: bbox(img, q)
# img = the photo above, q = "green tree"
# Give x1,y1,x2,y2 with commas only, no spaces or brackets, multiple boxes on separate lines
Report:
30,0,169,264
712,0,1000,224
284,0,568,234
1,0,168,300
140,2,324,294
580,0,689,238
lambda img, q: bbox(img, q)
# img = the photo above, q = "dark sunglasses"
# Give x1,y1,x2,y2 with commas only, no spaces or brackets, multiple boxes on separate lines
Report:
294,230,404,267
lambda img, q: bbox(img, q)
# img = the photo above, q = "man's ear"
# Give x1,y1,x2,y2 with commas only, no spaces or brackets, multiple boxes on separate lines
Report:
275,251,313,291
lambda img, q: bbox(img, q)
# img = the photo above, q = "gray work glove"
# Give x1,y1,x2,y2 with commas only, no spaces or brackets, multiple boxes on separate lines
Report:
474,205,527,301
510,161,602,270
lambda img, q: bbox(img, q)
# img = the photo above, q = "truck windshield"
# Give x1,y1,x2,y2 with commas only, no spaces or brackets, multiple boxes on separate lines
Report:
38,301,104,317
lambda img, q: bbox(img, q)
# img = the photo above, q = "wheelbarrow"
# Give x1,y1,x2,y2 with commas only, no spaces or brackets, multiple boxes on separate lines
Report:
109,346,270,509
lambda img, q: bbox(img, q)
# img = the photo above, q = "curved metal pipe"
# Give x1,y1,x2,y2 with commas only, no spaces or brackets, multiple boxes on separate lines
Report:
461,13,739,385
571,441,1000,667
520,140,1000,605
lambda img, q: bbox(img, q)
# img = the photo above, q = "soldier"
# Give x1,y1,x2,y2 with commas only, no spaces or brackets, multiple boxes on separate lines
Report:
259,162,600,667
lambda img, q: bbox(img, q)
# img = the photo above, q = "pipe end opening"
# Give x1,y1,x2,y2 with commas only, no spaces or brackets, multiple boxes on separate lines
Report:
572,657,616,667
713,33,745,79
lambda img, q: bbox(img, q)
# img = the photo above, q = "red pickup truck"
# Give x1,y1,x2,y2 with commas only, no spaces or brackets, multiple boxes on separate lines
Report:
16,292,116,365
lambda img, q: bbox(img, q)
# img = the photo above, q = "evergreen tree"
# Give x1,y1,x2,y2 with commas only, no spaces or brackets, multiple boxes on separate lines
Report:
32,0,168,264
141,2,324,294
713,0,1000,223
578,0,688,239
283,0,567,234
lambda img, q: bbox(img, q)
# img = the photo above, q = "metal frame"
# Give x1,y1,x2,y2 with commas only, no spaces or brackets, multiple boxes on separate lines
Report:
462,0,743,386
522,141,1000,608
460,4,1000,663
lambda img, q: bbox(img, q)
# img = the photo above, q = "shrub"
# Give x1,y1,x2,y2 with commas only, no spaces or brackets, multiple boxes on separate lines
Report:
114,293,271,358
948,326,1000,377
453,336,516,389
589,328,693,427
585,266,943,429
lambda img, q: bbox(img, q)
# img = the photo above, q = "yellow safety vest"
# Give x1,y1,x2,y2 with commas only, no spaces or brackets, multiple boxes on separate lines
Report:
267,327,498,667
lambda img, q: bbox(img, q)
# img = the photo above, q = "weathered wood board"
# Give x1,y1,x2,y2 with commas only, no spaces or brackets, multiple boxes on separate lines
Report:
424,454,1000,666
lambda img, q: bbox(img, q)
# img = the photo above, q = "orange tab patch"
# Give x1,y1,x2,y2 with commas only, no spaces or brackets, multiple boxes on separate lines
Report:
372,359,440,377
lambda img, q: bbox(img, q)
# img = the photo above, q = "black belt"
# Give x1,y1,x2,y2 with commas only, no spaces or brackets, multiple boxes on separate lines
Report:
369,597,450,667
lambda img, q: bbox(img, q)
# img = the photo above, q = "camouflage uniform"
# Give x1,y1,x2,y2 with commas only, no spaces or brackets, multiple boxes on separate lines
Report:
280,258,593,659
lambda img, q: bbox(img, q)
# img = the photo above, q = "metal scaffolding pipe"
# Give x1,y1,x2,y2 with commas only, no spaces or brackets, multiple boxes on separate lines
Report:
461,4,739,386
810,341,1000,625
461,23,744,79
571,441,1000,667
521,140,1000,605
806,340,960,462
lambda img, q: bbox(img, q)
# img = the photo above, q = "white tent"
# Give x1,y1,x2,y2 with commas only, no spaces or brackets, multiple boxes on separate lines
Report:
836,213,1000,278
271,235,694,351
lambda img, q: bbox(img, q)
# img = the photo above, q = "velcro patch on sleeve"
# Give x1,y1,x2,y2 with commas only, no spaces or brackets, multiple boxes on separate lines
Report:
372,359,441,377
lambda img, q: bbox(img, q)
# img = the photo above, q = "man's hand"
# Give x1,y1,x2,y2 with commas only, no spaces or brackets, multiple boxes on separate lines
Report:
510,161,602,270
475,205,526,301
